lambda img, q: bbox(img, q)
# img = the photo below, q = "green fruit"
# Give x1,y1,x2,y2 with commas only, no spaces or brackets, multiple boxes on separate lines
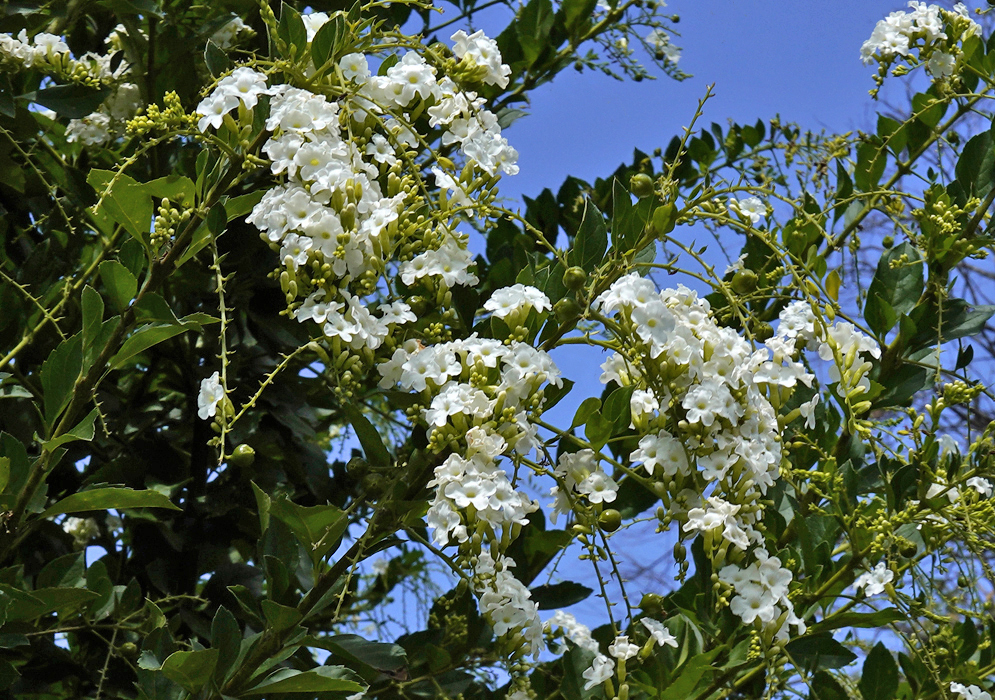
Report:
117,642,139,660
562,266,587,291
651,203,677,235
731,269,758,294
229,444,256,467
639,593,664,612
599,509,622,532
882,235,895,249
553,297,582,323
753,321,774,342
629,173,655,198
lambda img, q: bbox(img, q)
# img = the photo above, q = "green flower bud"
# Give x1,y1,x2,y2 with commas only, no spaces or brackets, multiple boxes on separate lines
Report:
731,269,758,295
229,444,255,468
562,266,587,291
553,297,582,323
651,203,677,236
599,508,622,532
629,173,655,198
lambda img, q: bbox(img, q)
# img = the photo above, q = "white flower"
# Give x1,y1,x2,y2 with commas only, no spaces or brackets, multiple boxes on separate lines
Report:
451,29,511,88
951,683,993,700
484,284,551,320
608,635,639,660
198,371,225,420
582,654,614,691
62,516,100,546
852,562,894,596
729,196,766,225
641,618,678,648
927,50,956,78
967,477,993,498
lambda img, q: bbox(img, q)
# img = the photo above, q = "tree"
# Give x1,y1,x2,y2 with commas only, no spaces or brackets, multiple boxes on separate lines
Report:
0,2,993,700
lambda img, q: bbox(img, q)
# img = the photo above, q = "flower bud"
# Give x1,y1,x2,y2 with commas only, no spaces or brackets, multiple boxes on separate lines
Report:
651,203,677,236
229,444,256,467
598,509,622,532
629,173,655,198
562,266,587,291
731,269,758,294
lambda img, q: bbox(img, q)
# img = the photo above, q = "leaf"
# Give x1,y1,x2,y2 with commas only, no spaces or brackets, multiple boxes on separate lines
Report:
160,648,219,694
858,642,898,700
40,333,83,426
261,600,302,632
44,408,98,450
99,260,138,313
0,585,99,621
32,84,110,118
529,581,592,609
559,0,597,34
243,666,364,695
602,385,634,433
204,40,231,78
0,458,8,495
865,242,923,337
81,285,105,355
211,606,241,683
142,175,196,205
40,487,181,518
810,608,904,633
854,139,886,192
784,633,856,671
311,13,346,68
110,314,211,369
955,130,995,197
584,410,612,450
344,405,391,467
268,497,348,566
86,170,153,246
307,634,407,679
277,2,307,58
810,670,849,700
515,0,555,68
569,199,608,273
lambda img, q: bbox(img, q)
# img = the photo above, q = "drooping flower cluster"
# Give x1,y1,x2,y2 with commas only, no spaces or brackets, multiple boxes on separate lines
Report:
951,682,993,700
191,20,517,372
860,2,980,82
0,26,142,145
718,550,804,640
549,449,618,523
852,561,895,597
594,273,810,634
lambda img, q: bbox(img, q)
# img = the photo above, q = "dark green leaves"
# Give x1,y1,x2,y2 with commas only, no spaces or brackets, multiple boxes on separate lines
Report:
278,2,307,58
311,13,347,68
858,643,898,700
344,406,391,467
516,0,555,68
529,581,592,609
955,128,995,198
244,666,364,696
99,260,138,313
39,487,181,518
40,333,82,426
784,633,856,672
160,649,219,694
854,139,887,192
32,84,110,118
568,199,608,273
204,40,231,78
87,170,153,247
864,242,923,337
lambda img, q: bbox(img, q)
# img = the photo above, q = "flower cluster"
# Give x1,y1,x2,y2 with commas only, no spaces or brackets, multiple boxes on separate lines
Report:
860,2,980,84
378,322,562,660
549,449,618,523
852,561,894,597
718,550,803,640
544,611,599,653
594,273,809,635
952,683,993,700
0,26,143,145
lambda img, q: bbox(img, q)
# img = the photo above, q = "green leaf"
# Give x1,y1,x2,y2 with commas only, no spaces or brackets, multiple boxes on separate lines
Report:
344,405,391,467
81,285,104,355
160,648,219,694
955,130,995,197
244,666,364,696
110,315,210,369
559,0,597,34
311,13,346,68
204,40,231,78
784,633,856,671
529,581,592,609
306,634,407,680
570,397,601,429
98,260,138,313
40,333,83,426
261,600,302,632
278,2,307,58
515,0,555,68
0,458,8,496
141,174,196,205
602,385,634,433
40,487,181,518
32,84,110,118
87,170,153,247
584,410,612,450
864,242,923,337
0,585,99,621
810,671,849,700
854,140,886,192
268,496,348,566
810,607,904,633
569,199,608,273
211,606,241,683
44,408,98,450
858,642,898,700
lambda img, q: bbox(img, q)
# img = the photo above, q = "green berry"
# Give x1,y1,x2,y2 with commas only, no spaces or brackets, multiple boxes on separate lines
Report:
731,269,758,294
599,508,622,532
629,173,655,199
562,266,587,291
229,444,256,468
